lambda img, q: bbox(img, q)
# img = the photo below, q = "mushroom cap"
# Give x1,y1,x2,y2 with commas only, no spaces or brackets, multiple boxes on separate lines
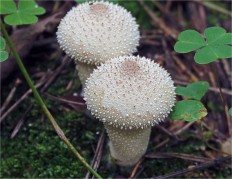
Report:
84,56,176,129
56,1,140,65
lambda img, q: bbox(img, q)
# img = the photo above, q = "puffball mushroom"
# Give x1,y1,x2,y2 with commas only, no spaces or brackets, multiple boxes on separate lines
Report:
84,56,176,166
56,1,140,86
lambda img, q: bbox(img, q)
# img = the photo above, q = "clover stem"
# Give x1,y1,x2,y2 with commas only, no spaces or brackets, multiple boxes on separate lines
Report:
0,18,102,179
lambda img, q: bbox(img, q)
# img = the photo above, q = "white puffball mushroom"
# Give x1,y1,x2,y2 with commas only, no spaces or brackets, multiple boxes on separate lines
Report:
56,1,140,87
84,56,176,166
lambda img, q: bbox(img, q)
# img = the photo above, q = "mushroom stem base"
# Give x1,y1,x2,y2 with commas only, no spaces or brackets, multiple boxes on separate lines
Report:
105,124,151,166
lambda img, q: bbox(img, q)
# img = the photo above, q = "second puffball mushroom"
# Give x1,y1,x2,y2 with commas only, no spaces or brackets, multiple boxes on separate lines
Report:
56,1,140,86
84,56,176,166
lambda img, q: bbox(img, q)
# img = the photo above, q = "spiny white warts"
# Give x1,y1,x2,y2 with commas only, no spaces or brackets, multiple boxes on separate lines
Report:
84,56,176,129
56,1,140,65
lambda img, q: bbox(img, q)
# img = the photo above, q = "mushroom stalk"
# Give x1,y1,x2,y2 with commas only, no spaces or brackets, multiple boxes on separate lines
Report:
75,61,96,89
105,124,151,166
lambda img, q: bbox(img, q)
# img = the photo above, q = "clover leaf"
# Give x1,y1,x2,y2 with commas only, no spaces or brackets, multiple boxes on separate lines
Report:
170,100,207,122
175,81,209,100
174,26,232,64
0,36,9,62
170,81,209,122
0,0,46,26
174,30,206,53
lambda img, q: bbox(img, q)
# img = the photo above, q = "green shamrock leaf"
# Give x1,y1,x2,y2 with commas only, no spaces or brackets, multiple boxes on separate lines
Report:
0,0,46,26
204,26,232,45
175,81,209,100
174,26,232,64
170,100,207,122
174,30,206,53
195,45,232,64
195,27,232,64
0,0,17,14
0,36,9,62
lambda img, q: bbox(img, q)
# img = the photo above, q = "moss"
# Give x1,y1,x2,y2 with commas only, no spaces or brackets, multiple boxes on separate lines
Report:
1,104,102,178
1,61,101,178
1,128,85,178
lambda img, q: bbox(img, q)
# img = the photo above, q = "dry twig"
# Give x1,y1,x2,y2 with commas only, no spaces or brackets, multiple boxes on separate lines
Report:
145,152,212,163
45,93,86,107
155,122,194,149
0,77,47,123
0,78,21,114
129,158,143,178
10,106,32,139
139,0,178,39
153,156,231,179
85,130,106,179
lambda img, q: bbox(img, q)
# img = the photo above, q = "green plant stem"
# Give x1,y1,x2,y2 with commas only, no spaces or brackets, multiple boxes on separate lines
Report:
195,0,232,17
0,18,102,179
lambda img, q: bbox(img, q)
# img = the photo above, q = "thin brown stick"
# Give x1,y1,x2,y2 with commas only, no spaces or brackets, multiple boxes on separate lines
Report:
175,122,194,135
152,156,231,179
145,152,212,163
45,93,86,106
85,130,106,179
194,0,232,17
10,106,32,138
172,55,198,82
134,167,145,179
0,56,71,123
41,56,71,91
91,131,106,179
155,122,194,149
129,158,143,178
0,79,21,114
155,125,181,141
139,0,178,39
0,78,47,123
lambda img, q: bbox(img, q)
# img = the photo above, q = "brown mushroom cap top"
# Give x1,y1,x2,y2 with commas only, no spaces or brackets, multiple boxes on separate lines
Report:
84,56,176,129
56,1,140,65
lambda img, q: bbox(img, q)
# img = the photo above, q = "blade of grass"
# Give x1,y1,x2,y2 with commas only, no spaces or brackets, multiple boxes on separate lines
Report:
0,18,102,179
195,0,232,17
